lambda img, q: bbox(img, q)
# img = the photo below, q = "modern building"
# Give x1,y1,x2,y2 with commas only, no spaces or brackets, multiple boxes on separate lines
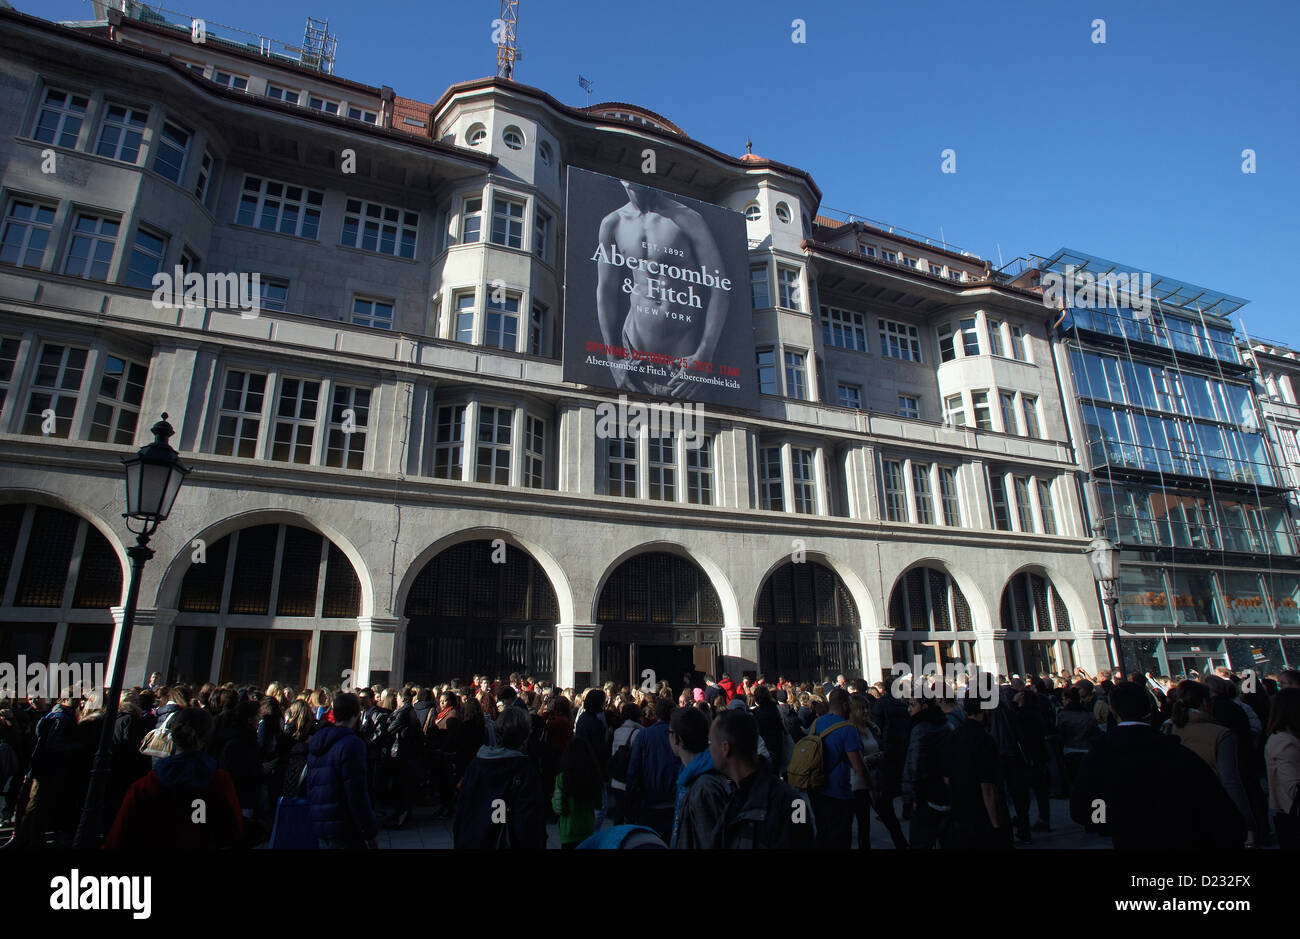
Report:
0,5,1118,693
1008,250,1300,678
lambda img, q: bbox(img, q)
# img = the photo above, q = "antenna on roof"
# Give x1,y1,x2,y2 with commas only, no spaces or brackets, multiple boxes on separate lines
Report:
578,75,593,107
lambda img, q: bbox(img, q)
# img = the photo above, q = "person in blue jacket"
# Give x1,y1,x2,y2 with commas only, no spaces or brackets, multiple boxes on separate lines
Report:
305,692,378,849
626,697,679,843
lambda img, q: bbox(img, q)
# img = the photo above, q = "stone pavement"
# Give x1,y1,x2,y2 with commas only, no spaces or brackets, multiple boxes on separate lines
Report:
374,795,1112,849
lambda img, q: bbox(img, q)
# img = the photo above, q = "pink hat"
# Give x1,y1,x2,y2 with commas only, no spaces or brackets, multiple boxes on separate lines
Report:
693,688,706,702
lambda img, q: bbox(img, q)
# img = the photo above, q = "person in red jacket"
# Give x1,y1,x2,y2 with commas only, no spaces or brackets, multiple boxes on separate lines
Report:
717,674,736,702
104,707,242,849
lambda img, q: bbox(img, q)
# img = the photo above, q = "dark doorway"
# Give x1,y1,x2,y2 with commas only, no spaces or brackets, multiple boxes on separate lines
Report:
636,644,696,701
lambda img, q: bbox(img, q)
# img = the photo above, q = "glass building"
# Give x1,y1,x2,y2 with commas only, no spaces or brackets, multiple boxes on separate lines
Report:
1040,250,1300,677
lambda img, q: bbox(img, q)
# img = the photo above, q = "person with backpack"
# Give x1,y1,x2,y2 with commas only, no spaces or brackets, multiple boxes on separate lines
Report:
789,687,867,849
607,702,643,825
625,697,678,843
453,706,546,849
668,705,732,848
707,708,815,849
552,736,603,848
104,707,243,850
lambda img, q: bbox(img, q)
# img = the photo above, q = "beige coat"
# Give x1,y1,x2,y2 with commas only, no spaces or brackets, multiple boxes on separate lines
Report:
1174,710,1231,775
1266,730,1300,816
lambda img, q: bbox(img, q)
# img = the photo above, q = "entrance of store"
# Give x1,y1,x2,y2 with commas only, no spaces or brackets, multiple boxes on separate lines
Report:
1166,653,1225,678
635,644,697,700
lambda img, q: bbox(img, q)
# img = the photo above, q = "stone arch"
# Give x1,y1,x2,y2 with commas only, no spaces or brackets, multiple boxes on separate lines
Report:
590,540,739,630
751,550,872,679
154,508,375,617
0,488,129,597
999,562,1092,634
394,527,574,628
398,531,565,684
885,557,993,633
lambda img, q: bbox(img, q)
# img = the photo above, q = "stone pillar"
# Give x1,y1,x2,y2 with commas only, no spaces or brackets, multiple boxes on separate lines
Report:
108,607,178,687
557,624,598,689
860,626,894,684
355,616,406,688
1072,629,1113,675
977,628,1008,678
721,625,762,678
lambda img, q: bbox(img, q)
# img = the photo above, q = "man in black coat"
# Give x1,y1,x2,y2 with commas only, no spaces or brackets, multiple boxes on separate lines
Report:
453,706,546,849
706,708,814,849
1069,681,1246,850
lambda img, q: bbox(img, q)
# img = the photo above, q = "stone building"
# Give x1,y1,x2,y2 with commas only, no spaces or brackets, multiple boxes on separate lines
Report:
0,5,1113,693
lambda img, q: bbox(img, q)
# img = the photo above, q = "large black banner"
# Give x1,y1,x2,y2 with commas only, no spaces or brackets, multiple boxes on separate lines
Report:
562,167,759,410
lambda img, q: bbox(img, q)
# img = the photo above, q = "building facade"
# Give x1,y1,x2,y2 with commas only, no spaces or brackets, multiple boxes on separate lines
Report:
1013,251,1300,678
1,6,1129,693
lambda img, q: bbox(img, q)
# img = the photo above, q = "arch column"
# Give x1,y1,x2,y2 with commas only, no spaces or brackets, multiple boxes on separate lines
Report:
356,615,407,688
860,625,894,684
722,625,761,678
1071,628,1113,674
557,623,598,689
977,628,1009,678
108,607,177,687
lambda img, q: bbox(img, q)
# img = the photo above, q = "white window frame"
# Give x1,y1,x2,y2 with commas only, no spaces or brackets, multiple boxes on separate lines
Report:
777,265,801,310
433,404,467,479
351,296,394,330
484,291,521,351
490,196,525,249
325,383,370,470
32,87,88,149
95,102,148,164
151,118,191,184
235,175,324,239
822,305,868,352
23,343,89,438
341,198,418,259
1,197,57,270
213,368,268,459
270,375,322,465
879,318,923,362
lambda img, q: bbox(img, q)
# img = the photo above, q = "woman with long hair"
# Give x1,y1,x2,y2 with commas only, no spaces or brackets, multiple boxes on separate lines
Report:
553,735,603,848
1266,688,1300,849
278,700,317,798
105,707,243,849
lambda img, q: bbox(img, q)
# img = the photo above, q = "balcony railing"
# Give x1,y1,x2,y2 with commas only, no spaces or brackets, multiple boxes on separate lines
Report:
1063,307,1241,365
1088,439,1278,488
1098,513,1296,557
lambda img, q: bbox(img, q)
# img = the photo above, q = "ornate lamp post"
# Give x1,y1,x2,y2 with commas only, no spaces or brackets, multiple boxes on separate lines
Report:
1086,529,1126,678
73,414,190,848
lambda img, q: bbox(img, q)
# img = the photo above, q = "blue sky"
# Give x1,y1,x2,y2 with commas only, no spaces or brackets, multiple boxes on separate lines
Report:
26,0,1300,342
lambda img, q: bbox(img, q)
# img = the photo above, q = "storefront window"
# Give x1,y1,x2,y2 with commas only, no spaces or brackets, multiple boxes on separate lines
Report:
1220,573,1270,627
1169,571,1220,626
1118,567,1172,625
1269,574,1300,626
1120,638,1161,677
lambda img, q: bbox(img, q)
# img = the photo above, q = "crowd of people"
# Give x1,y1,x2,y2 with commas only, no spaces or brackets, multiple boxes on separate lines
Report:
1,664,1297,850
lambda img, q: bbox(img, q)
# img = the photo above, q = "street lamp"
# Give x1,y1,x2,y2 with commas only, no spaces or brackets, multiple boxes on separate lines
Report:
1086,529,1127,679
73,414,190,849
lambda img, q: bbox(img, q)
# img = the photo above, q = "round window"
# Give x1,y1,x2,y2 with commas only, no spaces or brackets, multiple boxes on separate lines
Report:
467,123,487,146
775,202,792,223
503,125,525,150
743,203,761,222
539,141,552,166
